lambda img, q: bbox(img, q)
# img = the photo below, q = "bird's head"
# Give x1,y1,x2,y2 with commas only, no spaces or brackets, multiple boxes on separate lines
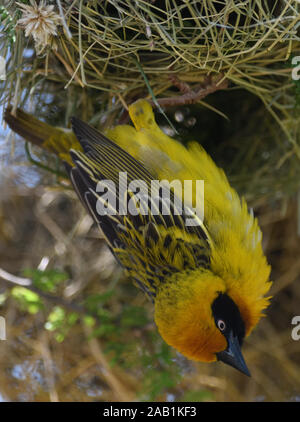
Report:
211,292,249,376
154,269,270,376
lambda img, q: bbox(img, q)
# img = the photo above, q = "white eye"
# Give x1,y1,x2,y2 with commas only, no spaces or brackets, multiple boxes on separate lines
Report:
217,319,226,332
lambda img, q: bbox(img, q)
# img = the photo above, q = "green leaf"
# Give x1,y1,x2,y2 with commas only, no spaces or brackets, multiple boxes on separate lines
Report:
45,306,66,331
23,268,68,293
45,307,79,343
83,315,96,327
11,287,43,314
67,312,79,325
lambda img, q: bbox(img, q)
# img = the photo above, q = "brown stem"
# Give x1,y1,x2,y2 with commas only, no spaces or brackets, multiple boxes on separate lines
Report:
151,74,228,108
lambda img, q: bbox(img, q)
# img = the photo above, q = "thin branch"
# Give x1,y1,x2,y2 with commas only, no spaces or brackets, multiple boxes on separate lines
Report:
168,75,192,94
0,267,31,286
25,142,67,179
150,74,228,108
56,0,72,40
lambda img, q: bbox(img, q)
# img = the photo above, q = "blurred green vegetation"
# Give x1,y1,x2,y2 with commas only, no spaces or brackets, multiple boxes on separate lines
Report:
1,262,211,401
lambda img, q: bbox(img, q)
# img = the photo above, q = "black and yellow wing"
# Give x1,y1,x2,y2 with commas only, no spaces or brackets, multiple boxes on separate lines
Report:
67,117,210,300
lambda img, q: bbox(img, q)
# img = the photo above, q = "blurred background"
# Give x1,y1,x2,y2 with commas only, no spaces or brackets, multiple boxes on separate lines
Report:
0,0,300,402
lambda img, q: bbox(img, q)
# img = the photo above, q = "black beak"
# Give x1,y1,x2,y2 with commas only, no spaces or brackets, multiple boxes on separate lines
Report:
216,331,251,377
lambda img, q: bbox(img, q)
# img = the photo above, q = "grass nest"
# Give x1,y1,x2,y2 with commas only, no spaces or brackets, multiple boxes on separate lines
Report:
0,0,300,200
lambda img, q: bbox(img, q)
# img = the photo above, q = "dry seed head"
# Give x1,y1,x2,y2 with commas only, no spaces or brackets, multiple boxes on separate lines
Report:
17,0,61,54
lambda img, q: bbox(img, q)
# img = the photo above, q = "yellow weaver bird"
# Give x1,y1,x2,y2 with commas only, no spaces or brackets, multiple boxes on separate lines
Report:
5,101,272,376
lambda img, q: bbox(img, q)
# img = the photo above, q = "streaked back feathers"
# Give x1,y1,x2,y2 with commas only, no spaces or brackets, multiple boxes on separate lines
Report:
69,117,211,301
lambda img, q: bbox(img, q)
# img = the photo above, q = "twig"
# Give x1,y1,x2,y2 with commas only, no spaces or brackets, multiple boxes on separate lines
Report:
134,58,178,134
150,75,228,108
85,324,137,401
39,331,60,402
168,75,192,94
0,267,31,286
53,50,84,87
56,0,72,40
25,142,67,179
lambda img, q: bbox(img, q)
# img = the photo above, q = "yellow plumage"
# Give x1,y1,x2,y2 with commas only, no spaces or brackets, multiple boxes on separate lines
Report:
107,100,271,335
5,100,272,375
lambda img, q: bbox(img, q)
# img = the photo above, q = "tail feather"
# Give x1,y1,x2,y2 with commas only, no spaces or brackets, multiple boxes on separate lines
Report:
4,106,63,148
4,106,81,166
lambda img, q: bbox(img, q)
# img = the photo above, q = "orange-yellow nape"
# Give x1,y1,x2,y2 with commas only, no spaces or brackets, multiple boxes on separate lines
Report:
154,267,252,376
